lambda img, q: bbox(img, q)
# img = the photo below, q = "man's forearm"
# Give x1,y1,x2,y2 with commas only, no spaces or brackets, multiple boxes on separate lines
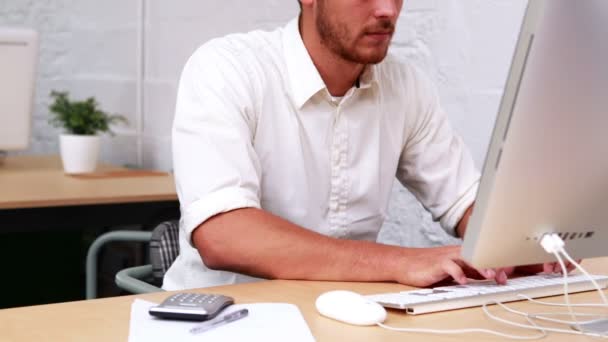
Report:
192,208,405,282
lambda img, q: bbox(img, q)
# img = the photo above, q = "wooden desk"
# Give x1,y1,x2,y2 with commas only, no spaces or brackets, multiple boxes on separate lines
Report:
0,154,177,210
0,155,179,232
1,259,606,341
0,155,180,307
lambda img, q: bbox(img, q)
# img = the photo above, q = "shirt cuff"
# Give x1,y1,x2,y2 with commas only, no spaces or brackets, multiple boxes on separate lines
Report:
181,187,261,247
439,180,479,237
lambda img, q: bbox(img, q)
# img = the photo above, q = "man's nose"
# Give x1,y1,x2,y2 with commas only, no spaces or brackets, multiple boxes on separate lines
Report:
373,0,400,19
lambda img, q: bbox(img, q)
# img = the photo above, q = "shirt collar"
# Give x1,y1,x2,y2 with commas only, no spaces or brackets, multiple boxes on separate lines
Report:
357,63,378,90
282,17,379,109
283,17,325,109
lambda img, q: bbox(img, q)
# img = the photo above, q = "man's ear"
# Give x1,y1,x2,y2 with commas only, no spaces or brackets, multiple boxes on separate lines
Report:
300,0,314,7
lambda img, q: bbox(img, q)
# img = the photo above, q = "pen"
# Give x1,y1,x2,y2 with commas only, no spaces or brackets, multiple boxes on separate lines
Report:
189,308,249,335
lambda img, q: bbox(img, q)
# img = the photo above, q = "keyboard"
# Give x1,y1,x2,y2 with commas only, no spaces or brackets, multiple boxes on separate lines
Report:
365,273,608,315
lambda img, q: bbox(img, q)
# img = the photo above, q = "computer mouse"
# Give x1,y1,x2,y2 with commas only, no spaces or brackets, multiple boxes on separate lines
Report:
315,290,387,326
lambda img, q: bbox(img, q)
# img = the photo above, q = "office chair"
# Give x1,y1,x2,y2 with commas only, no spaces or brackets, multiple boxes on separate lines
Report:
85,220,180,299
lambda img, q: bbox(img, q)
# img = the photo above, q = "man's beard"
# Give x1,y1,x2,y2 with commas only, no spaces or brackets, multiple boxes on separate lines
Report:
316,1,393,64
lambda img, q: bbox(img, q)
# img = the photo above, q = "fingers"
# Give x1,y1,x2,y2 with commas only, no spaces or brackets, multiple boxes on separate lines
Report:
441,259,468,285
454,259,501,281
493,269,508,285
458,264,487,280
449,258,503,284
555,261,577,274
564,259,581,273
433,245,514,286
553,262,563,273
547,261,573,274
553,260,576,273
443,246,503,284
510,260,580,278
483,269,496,279
513,264,544,275
450,262,507,285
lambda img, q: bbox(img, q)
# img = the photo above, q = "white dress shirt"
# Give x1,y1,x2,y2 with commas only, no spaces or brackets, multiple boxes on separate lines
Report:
163,18,480,290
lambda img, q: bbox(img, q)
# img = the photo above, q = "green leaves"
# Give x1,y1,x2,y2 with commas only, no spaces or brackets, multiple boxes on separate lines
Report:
48,91,128,135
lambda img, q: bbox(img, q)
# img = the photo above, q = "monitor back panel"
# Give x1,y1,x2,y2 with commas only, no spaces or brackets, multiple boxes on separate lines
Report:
462,0,608,268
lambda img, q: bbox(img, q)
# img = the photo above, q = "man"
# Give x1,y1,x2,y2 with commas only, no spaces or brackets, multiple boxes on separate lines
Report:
165,0,566,290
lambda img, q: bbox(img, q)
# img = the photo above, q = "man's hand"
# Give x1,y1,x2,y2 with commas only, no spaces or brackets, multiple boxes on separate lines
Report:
454,203,580,283
500,260,579,278
395,245,580,288
396,245,504,287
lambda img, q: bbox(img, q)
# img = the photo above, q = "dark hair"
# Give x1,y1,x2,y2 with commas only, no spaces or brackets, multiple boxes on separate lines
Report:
297,0,302,10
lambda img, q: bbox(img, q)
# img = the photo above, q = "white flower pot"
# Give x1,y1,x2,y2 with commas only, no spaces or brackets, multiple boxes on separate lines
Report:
59,134,101,174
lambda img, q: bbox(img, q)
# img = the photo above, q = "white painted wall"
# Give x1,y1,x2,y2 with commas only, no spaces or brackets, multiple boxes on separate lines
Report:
0,0,528,246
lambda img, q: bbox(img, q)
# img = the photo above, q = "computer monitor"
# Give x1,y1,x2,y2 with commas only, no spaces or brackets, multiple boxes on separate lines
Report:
462,0,608,268
0,28,38,159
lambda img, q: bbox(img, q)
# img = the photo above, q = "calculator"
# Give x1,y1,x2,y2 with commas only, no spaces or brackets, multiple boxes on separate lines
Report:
149,293,235,321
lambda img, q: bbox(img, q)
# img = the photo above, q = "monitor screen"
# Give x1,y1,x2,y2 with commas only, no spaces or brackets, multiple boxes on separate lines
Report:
0,28,38,155
462,0,608,268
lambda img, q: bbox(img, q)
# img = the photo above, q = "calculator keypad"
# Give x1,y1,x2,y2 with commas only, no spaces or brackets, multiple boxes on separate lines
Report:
162,293,233,313
167,293,224,306
150,292,234,321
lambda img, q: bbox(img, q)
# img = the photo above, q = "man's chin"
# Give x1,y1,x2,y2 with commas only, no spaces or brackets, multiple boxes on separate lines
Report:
354,52,389,65
336,45,390,65
367,54,388,65
352,45,390,64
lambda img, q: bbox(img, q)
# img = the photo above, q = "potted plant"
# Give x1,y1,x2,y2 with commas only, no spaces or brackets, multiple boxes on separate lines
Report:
49,91,127,174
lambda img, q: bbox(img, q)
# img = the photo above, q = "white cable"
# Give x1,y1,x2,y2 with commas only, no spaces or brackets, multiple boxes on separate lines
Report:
558,246,608,305
377,319,546,340
552,249,581,330
489,301,574,326
483,301,608,338
377,233,608,339
518,294,608,308
379,299,608,340
477,233,608,338
528,313,605,326
506,299,608,325
539,234,580,329
519,311,605,326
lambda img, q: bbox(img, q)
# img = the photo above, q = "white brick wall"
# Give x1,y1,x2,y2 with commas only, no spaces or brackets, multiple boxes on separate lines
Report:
0,0,528,246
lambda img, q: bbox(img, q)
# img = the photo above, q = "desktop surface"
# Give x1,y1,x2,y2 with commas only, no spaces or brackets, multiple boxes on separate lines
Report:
1,258,606,342
0,154,177,209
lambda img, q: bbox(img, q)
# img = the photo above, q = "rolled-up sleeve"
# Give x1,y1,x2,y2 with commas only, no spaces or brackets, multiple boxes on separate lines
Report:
172,42,262,246
396,67,480,236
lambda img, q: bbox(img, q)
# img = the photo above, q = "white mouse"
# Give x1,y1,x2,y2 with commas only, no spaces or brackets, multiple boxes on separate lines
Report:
315,290,387,326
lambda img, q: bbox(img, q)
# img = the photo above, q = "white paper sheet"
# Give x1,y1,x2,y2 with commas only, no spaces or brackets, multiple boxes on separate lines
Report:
128,299,316,342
